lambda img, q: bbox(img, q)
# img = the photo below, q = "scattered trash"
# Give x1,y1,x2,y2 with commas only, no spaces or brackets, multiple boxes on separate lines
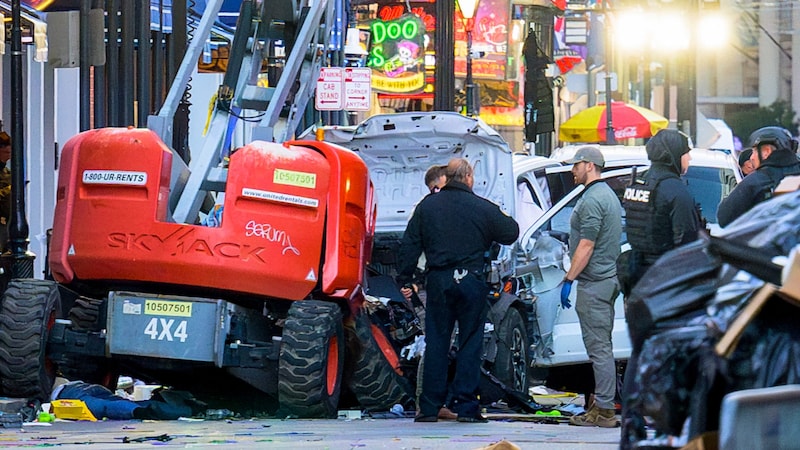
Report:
122,433,172,443
0,411,23,428
0,398,26,414
204,409,235,420
528,385,580,406
337,410,362,420
50,399,98,421
133,384,161,401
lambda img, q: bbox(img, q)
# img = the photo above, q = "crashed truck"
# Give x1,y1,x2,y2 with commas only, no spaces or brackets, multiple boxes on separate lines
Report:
0,0,532,417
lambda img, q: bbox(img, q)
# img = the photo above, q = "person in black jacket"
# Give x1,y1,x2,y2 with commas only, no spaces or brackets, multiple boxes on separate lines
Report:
398,157,519,423
621,129,703,445
622,129,702,291
717,126,800,227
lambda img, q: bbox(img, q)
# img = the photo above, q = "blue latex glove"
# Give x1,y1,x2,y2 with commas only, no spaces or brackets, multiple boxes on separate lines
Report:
560,280,573,309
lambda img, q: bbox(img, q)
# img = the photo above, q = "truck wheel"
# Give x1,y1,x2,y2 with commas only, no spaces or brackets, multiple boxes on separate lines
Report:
59,297,118,389
68,297,103,331
349,311,413,412
0,279,60,401
486,307,529,402
278,301,344,418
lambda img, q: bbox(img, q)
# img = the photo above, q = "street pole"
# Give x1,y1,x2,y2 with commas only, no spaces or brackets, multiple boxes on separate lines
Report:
466,28,475,117
434,0,455,111
6,0,35,279
604,5,616,145
457,0,480,117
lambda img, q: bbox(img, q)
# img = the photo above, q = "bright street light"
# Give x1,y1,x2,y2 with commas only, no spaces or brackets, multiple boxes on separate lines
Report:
456,0,481,117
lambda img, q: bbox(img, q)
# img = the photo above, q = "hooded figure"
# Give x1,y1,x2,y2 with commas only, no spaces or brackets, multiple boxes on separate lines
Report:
621,129,701,290
645,128,691,176
619,129,703,445
717,126,800,227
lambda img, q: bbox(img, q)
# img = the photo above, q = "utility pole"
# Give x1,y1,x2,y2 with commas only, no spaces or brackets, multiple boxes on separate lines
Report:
603,1,616,145
434,0,455,111
5,0,35,278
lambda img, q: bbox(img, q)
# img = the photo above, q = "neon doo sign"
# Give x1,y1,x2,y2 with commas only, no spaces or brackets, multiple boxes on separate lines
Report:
368,14,425,94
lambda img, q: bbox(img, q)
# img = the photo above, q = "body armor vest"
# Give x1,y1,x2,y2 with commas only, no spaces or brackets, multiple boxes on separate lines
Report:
623,179,672,265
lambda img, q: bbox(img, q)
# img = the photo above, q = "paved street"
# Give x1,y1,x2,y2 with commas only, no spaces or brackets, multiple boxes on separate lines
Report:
1,414,621,449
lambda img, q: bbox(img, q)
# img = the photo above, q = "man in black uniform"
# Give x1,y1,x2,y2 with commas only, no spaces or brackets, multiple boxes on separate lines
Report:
398,157,519,423
622,129,701,291
717,126,800,227
620,129,701,446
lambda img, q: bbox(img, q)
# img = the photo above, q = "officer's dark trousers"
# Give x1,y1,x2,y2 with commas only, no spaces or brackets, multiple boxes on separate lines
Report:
418,269,488,418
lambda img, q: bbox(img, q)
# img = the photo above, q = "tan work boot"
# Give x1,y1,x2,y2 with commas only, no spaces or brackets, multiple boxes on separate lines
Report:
569,405,619,428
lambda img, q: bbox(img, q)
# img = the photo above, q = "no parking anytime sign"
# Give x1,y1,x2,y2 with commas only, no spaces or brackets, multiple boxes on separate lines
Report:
343,68,371,111
315,67,371,111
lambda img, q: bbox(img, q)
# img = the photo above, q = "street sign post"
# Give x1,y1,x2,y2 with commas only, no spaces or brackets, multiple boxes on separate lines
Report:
344,68,371,111
316,67,344,111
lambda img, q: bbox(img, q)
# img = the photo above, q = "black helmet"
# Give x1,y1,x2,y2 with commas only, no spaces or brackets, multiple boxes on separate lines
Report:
747,126,798,153
646,129,690,174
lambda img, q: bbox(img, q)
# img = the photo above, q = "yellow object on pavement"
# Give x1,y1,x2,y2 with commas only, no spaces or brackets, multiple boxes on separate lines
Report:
51,399,98,421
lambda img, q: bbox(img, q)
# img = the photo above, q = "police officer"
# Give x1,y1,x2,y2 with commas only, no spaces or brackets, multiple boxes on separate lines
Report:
622,129,701,290
717,126,800,227
397,157,519,423
620,129,701,445
0,132,11,251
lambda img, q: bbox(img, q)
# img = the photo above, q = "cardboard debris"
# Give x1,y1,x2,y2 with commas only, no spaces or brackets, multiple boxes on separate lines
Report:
528,386,581,406
774,175,800,195
475,439,522,450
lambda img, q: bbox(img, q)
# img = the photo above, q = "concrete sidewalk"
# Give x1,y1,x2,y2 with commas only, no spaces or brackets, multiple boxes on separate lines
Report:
3,414,621,449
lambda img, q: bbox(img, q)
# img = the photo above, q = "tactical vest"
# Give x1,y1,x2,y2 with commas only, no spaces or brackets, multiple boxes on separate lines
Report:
623,179,673,265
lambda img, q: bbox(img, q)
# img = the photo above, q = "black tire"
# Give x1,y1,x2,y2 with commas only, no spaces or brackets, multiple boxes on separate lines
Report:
68,297,103,331
278,301,344,418
58,356,119,390
0,279,60,401
349,311,414,412
59,296,118,388
485,307,529,402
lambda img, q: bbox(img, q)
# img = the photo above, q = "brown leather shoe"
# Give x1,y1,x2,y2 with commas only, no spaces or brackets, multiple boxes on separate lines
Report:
437,407,458,421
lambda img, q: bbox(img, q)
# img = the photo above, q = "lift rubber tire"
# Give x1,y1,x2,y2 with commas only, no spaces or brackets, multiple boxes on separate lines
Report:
349,311,414,412
0,279,60,401
278,301,344,418
68,297,104,331
482,307,529,404
58,297,118,390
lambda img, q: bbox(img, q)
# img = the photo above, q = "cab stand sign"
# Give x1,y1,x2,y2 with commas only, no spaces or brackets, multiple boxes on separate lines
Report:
315,67,371,111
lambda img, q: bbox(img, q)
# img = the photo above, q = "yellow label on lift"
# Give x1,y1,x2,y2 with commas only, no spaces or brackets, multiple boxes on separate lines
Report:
273,168,316,189
144,300,193,317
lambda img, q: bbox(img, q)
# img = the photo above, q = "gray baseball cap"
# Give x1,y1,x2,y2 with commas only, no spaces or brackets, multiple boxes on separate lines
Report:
564,146,605,168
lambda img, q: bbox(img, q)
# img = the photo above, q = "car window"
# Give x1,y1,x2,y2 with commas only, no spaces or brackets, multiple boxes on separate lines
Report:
544,170,576,205
516,180,545,233
684,166,737,225
533,168,554,210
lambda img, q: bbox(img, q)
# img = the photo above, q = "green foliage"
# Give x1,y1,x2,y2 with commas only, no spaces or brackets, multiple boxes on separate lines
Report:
727,100,799,143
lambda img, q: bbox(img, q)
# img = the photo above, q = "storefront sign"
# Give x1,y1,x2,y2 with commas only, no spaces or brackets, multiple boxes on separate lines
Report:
454,0,510,80
367,14,426,94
